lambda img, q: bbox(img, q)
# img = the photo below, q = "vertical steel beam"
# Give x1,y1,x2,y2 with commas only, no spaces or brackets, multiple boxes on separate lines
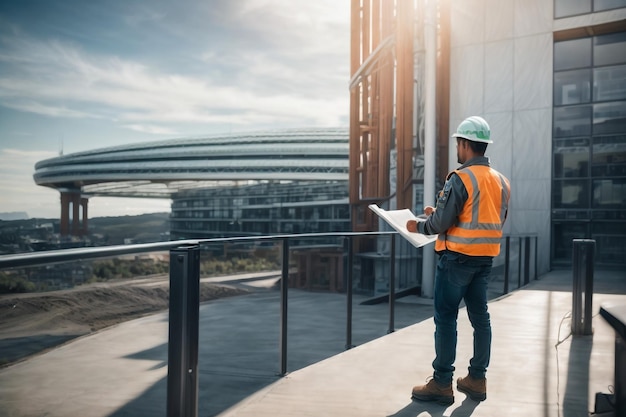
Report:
167,245,200,417
395,0,415,210
436,0,451,182
349,0,361,225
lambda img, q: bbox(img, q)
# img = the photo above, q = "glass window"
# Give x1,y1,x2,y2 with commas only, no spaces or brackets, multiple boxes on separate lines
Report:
592,135,626,176
595,0,626,12
592,221,626,263
554,138,590,177
553,210,590,220
555,38,592,71
554,105,592,137
553,179,590,208
554,69,592,105
555,0,592,18
594,32,626,67
593,101,626,135
593,178,626,208
594,65,626,102
552,222,589,261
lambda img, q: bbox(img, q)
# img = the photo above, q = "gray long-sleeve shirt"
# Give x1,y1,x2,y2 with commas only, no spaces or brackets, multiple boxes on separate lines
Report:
417,156,491,236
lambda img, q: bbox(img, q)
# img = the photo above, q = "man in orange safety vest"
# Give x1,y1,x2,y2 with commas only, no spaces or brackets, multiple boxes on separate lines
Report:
407,116,511,405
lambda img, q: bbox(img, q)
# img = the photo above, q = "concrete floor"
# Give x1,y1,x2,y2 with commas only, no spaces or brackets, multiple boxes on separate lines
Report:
0,268,623,417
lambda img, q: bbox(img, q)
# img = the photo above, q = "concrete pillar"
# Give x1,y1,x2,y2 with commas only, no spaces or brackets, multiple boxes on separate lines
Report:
60,191,88,237
60,193,71,236
81,198,89,236
71,194,80,236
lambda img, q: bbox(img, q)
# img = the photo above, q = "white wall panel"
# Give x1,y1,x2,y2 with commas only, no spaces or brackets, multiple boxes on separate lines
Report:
514,0,553,37
484,111,514,179
485,41,514,113
485,0,514,41
513,109,552,181
449,44,485,122
450,0,485,47
514,33,553,111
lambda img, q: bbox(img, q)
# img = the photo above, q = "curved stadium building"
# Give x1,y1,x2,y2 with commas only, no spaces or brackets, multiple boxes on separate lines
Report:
33,128,351,240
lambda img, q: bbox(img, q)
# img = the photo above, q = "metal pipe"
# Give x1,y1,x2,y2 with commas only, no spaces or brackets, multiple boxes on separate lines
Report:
280,238,289,376
388,235,396,334
167,245,200,417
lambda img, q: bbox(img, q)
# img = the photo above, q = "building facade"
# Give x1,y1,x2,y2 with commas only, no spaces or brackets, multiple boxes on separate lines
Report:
448,0,625,269
170,181,350,241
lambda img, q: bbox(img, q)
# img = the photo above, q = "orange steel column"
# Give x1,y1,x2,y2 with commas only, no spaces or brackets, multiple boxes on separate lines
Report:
395,0,415,211
436,0,451,183
378,1,393,202
349,0,416,229
349,0,362,229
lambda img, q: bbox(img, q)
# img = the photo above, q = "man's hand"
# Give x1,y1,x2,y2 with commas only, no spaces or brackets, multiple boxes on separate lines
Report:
424,206,435,216
406,220,418,233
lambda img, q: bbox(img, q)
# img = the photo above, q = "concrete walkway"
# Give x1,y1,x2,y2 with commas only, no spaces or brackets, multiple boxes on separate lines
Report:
0,269,623,417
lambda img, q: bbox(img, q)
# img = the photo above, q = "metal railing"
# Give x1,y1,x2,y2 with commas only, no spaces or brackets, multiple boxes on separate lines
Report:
0,231,538,417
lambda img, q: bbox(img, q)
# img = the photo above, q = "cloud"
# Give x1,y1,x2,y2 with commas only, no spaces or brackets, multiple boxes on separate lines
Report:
0,148,59,218
123,124,178,135
0,1,350,134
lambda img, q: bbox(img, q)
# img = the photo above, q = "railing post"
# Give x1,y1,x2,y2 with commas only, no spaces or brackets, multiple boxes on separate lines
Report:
504,236,510,295
517,237,522,289
572,239,595,336
388,234,396,334
279,238,289,376
167,245,200,417
524,236,530,285
345,236,354,349
534,236,538,280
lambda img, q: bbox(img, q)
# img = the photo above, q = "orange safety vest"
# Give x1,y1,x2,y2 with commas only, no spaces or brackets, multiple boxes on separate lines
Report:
435,165,510,257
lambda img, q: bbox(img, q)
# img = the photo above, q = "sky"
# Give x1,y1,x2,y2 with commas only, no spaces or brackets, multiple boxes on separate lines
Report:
0,0,351,219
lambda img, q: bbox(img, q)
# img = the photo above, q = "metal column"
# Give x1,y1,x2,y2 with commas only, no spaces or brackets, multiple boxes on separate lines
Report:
572,239,595,336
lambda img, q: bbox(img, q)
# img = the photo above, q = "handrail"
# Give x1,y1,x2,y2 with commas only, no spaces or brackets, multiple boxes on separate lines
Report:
0,231,390,270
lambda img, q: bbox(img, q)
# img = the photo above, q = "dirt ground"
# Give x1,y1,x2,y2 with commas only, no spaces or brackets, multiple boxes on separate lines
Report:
0,275,250,367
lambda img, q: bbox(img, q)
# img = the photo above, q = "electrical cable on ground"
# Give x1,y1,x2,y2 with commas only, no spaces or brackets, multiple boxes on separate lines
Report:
555,311,572,417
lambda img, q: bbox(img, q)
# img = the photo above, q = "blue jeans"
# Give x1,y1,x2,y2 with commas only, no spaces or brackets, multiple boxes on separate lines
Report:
432,251,492,385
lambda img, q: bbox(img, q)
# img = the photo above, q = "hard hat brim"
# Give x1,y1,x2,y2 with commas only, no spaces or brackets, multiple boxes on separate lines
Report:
451,133,493,144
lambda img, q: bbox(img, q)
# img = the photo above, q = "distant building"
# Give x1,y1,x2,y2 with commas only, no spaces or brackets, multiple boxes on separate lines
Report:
33,128,351,243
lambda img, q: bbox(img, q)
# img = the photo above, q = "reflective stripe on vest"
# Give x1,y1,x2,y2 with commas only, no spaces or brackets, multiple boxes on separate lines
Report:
435,165,510,257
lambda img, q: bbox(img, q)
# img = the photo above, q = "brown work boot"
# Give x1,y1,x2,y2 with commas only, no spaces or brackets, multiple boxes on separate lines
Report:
411,378,454,405
457,374,487,401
